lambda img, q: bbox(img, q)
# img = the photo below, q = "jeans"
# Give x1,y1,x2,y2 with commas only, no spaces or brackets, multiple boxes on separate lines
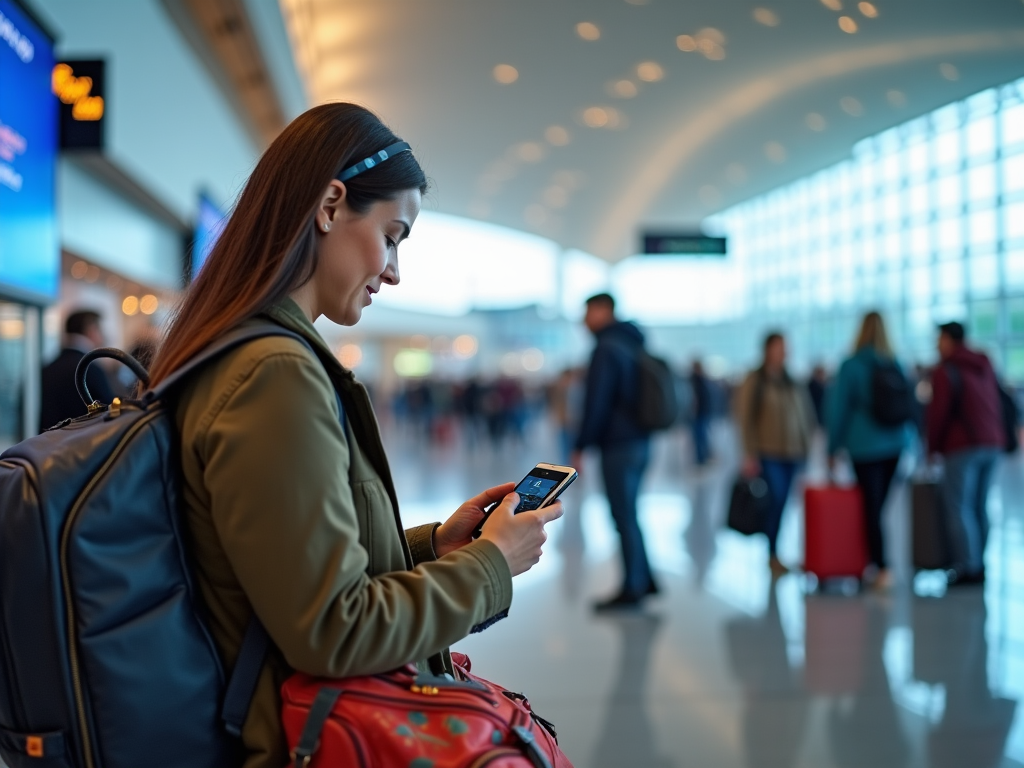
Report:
760,458,800,556
692,417,712,465
941,446,1000,574
601,440,653,596
852,455,901,569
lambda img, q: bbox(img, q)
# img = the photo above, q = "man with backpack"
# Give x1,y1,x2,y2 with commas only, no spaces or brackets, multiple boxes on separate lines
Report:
927,322,1005,587
572,293,666,610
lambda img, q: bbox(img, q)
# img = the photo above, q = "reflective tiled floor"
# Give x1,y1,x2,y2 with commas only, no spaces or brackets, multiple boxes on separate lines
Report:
387,418,1024,768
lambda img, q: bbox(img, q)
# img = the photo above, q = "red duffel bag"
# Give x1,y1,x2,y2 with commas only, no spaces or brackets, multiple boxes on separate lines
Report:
282,652,573,768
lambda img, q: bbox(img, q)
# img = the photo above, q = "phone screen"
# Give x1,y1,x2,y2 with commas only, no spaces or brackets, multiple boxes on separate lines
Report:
512,468,571,512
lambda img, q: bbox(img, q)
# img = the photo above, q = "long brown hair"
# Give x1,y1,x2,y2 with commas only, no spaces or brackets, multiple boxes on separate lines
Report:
149,103,427,386
854,311,894,358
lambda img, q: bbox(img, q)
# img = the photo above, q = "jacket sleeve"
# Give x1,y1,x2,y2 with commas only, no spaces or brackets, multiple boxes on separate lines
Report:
575,344,618,450
405,523,440,565
197,351,513,678
825,363,851,457
927,366,952,454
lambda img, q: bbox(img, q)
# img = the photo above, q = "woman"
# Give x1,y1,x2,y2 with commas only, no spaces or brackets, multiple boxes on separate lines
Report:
148,104,562,768
736,332,816,577
826,312,908,590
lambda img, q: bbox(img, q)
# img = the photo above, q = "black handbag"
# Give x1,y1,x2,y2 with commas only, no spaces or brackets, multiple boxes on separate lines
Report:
727,476,772,535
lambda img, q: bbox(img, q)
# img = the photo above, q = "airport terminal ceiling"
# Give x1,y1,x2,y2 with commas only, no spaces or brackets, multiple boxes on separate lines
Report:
279,0,1024,261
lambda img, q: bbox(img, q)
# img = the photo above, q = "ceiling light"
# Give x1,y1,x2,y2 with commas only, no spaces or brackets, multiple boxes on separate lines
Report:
725,163,747,185
608,79,638,98
517,142,545,163
576,22,600,41
545,125,570,145
805,112,827,131
887,89,906,107
139,295,159,315
698,28,726,44
71,260,88,279
753,8,780,26
821,0,842,10
838,16,858,32
122,296,140,316
700,41,726,60
453,335,479,359
636,62,664,82
337,343,363,369
676,34,697,52
522,348,545,372
858,1,878,17
940,63,959,81
492,64,519,84
840,96,864,116
764,141,786,163
582,107,610,128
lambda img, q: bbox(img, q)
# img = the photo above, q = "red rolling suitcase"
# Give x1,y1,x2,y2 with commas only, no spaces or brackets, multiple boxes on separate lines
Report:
803,485,868,580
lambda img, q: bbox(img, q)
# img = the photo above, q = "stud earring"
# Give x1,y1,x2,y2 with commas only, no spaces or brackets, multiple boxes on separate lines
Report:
323,222,330,232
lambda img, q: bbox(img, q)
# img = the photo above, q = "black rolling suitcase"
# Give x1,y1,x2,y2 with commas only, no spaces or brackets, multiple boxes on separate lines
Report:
911,477,950,571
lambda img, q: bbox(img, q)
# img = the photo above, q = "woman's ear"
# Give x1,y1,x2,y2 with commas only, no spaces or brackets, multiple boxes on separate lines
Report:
316,180,348,230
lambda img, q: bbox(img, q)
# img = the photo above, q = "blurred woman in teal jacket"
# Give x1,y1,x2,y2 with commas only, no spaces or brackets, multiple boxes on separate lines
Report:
826,312,910,590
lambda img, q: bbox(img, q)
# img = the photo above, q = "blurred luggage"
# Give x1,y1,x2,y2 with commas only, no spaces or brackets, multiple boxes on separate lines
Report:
803,485,868,580
804,595,867,694
726,476,771,535
911,477,950,571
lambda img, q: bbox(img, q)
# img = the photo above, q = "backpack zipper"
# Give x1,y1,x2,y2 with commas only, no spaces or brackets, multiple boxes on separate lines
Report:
59,412,160,768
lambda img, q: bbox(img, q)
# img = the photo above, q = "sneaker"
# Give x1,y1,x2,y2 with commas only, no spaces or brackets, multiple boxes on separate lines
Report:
769,556,790,579
871,568,894,592
946,568,985,588
593,591,646,611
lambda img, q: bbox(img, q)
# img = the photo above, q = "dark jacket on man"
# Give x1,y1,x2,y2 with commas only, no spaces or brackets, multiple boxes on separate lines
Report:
927,346,1004,454
575,321,649,449
39,344,115,432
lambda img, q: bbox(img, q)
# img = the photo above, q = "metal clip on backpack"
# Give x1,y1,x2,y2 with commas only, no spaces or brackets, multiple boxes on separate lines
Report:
0,327,299,768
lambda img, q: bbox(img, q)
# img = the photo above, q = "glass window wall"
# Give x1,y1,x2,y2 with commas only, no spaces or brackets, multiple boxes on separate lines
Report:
707,76,1024,381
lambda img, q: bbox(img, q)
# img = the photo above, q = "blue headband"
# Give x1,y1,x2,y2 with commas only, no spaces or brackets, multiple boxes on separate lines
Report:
337,141,412,182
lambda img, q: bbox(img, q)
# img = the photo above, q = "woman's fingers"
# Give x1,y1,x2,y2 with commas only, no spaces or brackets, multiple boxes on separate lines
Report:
463,482,516,511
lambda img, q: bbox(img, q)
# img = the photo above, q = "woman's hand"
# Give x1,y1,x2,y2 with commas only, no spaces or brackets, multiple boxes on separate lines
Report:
479,493,564,577
434,482,515,558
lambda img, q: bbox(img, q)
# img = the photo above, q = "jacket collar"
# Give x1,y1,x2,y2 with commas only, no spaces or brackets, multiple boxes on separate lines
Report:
261,298,354,382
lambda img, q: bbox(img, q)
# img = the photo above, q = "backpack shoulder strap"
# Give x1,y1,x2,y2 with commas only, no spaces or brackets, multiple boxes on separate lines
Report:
149,325,308,400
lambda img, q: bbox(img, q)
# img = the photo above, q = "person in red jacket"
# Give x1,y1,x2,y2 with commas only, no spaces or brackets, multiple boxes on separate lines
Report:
926,322,1005,587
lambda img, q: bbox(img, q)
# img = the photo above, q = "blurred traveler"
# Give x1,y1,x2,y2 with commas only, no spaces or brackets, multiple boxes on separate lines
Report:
549,367,584,463
39,309,115,432
735,331,816,577
825,312,910,590
807,364,828,427
690,359,714,466
572,293,657,609
146,104,562,768
927,321,1004,587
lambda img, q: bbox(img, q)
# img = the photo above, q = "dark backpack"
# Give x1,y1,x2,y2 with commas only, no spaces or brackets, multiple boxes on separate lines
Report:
633,349,680,431
869,359,914,427
0,326,309,768
943,363,1020,454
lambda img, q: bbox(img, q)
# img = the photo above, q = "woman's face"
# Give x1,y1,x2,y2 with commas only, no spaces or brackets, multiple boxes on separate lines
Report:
313,186,421,326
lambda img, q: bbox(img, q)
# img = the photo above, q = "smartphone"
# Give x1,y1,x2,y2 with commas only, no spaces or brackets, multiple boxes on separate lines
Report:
472,463,578,538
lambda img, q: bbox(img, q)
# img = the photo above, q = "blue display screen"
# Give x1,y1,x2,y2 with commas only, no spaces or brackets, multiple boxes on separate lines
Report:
192,194,227,281
0,0,58,302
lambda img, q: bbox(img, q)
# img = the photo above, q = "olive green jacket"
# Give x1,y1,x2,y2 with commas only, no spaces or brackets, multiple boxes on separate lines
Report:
174,299,513,768
735,369,816,461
